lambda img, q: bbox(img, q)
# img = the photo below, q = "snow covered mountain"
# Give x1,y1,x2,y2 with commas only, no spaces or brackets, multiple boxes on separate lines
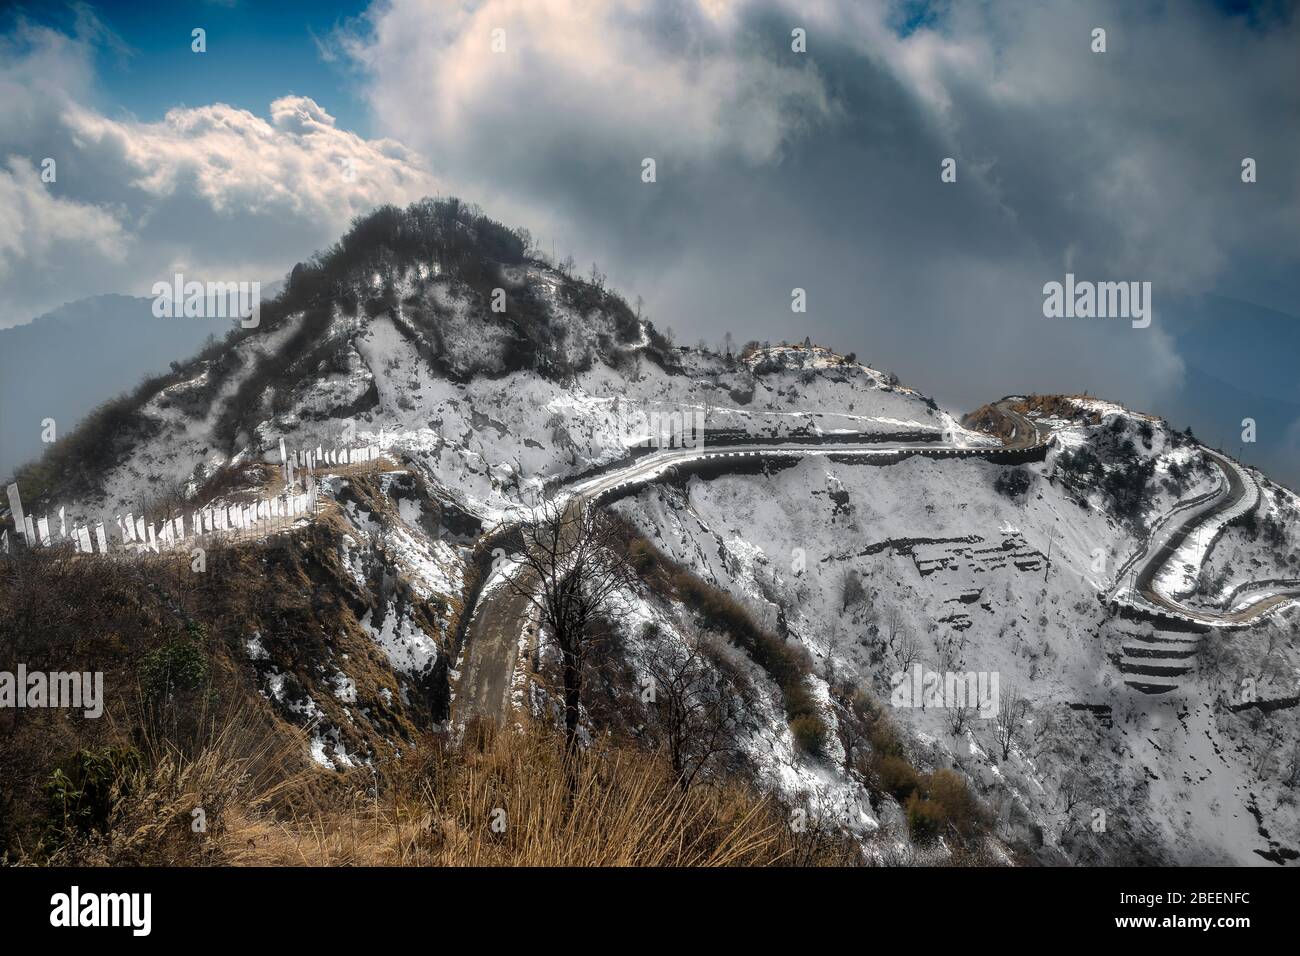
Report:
7,199,1299,866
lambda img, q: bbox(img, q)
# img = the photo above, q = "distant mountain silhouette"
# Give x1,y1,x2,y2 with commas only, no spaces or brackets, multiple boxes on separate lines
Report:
0,295,236,481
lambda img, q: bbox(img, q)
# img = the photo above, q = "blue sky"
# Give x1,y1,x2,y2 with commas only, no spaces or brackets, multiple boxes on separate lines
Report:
29,0,372,131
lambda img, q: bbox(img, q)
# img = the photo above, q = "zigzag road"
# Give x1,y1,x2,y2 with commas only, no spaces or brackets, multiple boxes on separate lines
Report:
452,402,1300,723
1117,450,1300,627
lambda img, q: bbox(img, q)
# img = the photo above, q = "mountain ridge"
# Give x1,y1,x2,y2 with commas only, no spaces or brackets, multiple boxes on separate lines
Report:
4,198,1299,867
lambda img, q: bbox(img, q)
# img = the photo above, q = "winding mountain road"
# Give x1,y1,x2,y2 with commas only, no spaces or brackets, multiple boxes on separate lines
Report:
1115,449,1300,627
451,401,1298,724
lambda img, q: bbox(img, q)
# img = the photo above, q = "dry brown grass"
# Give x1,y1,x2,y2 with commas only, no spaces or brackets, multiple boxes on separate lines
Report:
41,714,852,867
235,724,852,866
2,514,855,868
41,702,320,866
1012,394,1102,424
961,402,1017,441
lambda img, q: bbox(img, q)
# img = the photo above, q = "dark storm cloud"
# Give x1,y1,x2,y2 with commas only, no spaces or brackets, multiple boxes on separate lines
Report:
345,0,1299,423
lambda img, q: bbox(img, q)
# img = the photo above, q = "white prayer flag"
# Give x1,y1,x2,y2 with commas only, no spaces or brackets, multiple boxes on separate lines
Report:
7,483,28,544
79,527,93,553
37,516,51,547
58,506,67,538
136,517,147,542
279,437,287,464
1,529,7,553
95,522,108,553
147,524,158,552
25,516,36,545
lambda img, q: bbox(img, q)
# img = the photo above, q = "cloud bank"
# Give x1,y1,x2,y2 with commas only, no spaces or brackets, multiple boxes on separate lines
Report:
0,13,438,327
341,0,1299,414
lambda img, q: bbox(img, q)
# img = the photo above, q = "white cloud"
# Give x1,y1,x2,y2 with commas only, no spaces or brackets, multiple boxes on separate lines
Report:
0,17,438,327
0,157,127,283
62,96,434,219
339,0,837,233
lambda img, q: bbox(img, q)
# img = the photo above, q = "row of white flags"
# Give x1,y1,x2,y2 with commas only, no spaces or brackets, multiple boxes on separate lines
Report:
3,440,383,556
282,438,382,473
2,480,319,555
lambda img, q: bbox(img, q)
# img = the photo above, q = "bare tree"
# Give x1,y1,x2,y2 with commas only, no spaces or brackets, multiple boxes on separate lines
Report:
947,696,974,737
640,625,745,789
894,629,921,673
995,685,1027,762
1055,765,1097,820
830,686,875,776
504,497,636,755
884,605,902,649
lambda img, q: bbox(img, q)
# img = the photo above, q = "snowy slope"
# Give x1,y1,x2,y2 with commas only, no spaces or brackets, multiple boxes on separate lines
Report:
612,402,1300,864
